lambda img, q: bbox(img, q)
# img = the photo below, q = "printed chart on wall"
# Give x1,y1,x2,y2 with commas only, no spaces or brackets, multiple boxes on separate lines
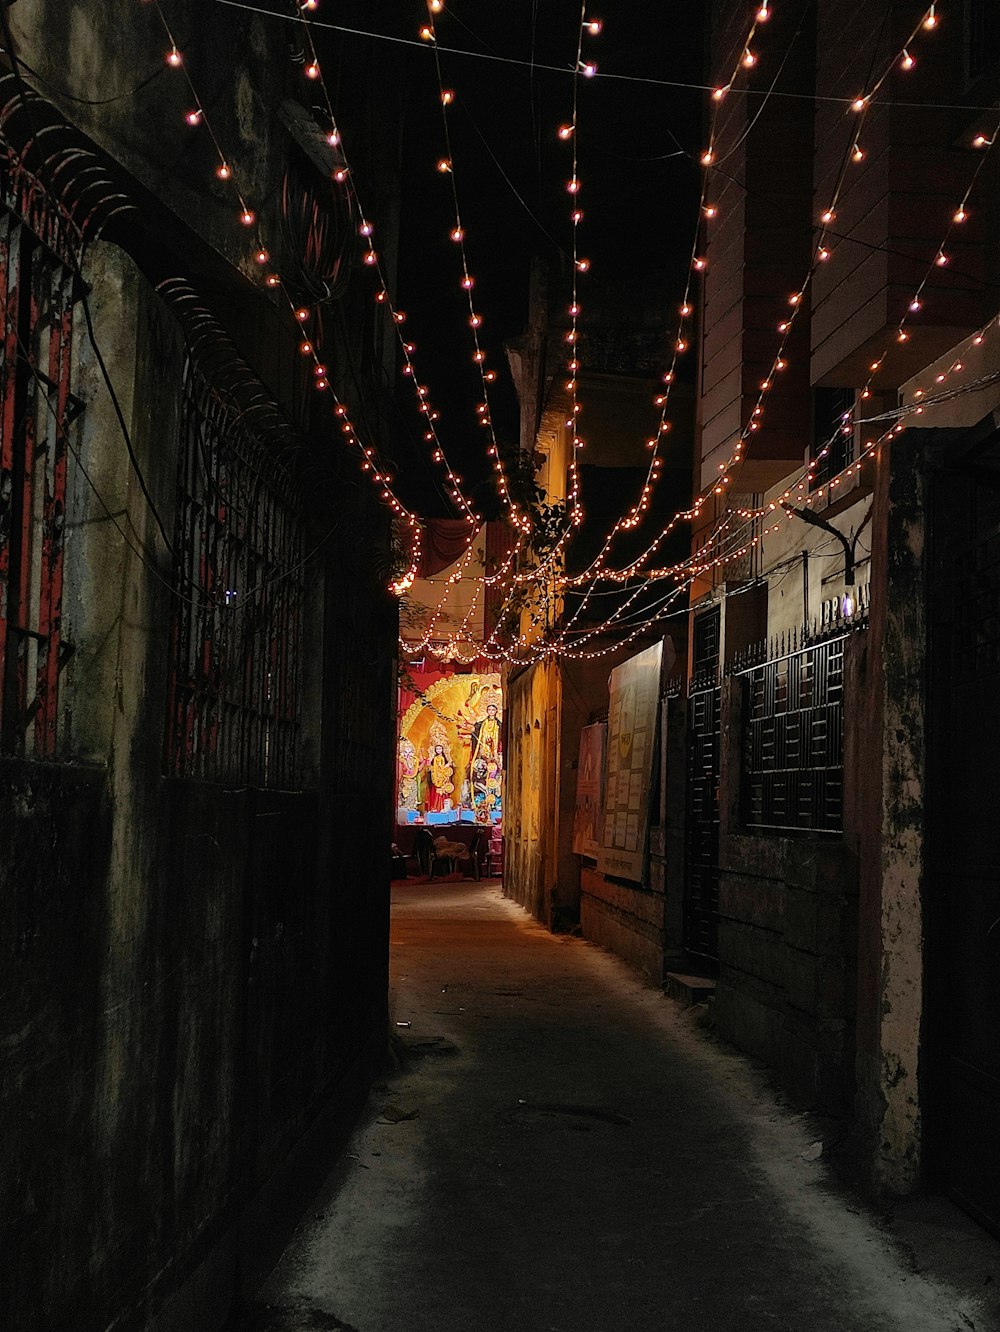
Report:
597,640,662,882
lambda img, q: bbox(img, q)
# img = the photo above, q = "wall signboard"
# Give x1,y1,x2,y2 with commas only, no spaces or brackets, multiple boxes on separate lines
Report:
597,640,663,882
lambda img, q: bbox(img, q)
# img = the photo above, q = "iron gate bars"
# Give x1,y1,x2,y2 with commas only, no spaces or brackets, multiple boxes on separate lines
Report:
164,360,306,789
740,633,846,834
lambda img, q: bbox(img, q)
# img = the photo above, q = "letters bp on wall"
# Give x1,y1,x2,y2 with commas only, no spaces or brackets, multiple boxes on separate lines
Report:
573,722,607,858
596,640,667,882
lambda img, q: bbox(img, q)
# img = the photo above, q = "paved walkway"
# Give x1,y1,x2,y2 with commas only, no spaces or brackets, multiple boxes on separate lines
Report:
242,882,998,1332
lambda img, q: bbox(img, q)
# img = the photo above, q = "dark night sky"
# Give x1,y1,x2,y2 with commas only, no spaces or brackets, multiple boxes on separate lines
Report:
331,2,704,516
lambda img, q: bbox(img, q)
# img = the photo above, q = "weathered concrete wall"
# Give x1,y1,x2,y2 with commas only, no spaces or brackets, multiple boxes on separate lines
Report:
1,234,394,1331
579,867,665,984
851,434,926,1194
1,766,387,1332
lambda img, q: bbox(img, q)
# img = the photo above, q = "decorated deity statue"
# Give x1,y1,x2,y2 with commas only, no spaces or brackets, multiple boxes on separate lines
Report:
398,736,419,810
424,725,455,812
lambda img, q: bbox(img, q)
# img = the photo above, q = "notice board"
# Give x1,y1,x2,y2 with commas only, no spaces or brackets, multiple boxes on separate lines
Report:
597,640,663,882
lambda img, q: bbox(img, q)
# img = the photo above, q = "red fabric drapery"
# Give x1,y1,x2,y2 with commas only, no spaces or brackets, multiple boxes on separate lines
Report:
416,519,478,579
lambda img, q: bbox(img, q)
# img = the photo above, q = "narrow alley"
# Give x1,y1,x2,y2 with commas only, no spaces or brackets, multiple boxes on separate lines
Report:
240,882,999,1332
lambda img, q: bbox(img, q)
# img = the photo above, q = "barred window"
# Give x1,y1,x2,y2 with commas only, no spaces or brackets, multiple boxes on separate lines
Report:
164,361,307,787
741,634,846,834
0,200,81,758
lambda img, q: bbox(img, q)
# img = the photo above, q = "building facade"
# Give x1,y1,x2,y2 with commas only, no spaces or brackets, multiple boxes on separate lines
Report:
1,5,401,1327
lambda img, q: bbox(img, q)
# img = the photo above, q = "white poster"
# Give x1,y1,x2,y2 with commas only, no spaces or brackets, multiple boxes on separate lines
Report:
597,640,663,882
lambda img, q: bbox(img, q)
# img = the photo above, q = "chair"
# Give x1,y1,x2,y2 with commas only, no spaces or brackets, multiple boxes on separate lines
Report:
458,828,488,881
412,828,436,877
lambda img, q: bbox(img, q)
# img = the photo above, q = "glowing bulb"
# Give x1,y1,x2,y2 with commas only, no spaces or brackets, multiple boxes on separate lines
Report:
255,249,268,264
185,109,201,126
461,275,474,289
680,303,692,316
973,134,990,148
712,86,729,101
900,49,915,70
300,341,312,355
240,209,254,226
437,158,452,173
266,274,280,287
363,250,377,266
820,208,836,223
701,149,714,166
469,314,482,327
756,3,771,18
576,258,590,272
333,168,348,183
217,163,230,180
909,298,922,312
585,18,603,34
953,207,968,223
326,130,340,147
441,89,455,105
851,96,868,112
580,62,597,77
167,47,182,67
418,25,434,40
567,177,581,193
742,48,756,67
571,209,584,223
450,226,464,242
852,144,864,162
923,5,937,29
429,0,443,11
305,62,320,79
703,204,718,219
693,256,707,270
935,251,949,266
817,246,830,261
897,330,909,342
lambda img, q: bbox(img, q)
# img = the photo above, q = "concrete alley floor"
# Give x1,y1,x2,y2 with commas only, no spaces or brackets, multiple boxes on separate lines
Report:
241,881,999,1332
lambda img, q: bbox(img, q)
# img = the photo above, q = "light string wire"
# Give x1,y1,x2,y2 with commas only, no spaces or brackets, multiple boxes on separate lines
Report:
423,3,530,531
150,0,426,594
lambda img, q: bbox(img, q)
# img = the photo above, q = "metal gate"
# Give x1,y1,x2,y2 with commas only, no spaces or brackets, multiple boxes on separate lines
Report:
928,442,1000,1235
684,682,721,962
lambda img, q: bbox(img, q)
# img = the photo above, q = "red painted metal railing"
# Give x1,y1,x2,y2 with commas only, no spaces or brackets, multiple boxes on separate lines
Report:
0,197,78,758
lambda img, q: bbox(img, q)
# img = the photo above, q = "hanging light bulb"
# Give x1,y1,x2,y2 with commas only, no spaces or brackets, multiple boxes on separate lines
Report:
305,61,320,79
900,48,915,70
166,47,182,67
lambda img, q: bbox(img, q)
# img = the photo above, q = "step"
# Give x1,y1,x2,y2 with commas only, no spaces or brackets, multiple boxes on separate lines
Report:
664,972,716,1005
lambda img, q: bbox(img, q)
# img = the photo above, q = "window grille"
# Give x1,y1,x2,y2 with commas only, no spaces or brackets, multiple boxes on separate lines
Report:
811,387,854,493
741,634,846,833
165,362,306,787
691,604,720,688
0,202,80,758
